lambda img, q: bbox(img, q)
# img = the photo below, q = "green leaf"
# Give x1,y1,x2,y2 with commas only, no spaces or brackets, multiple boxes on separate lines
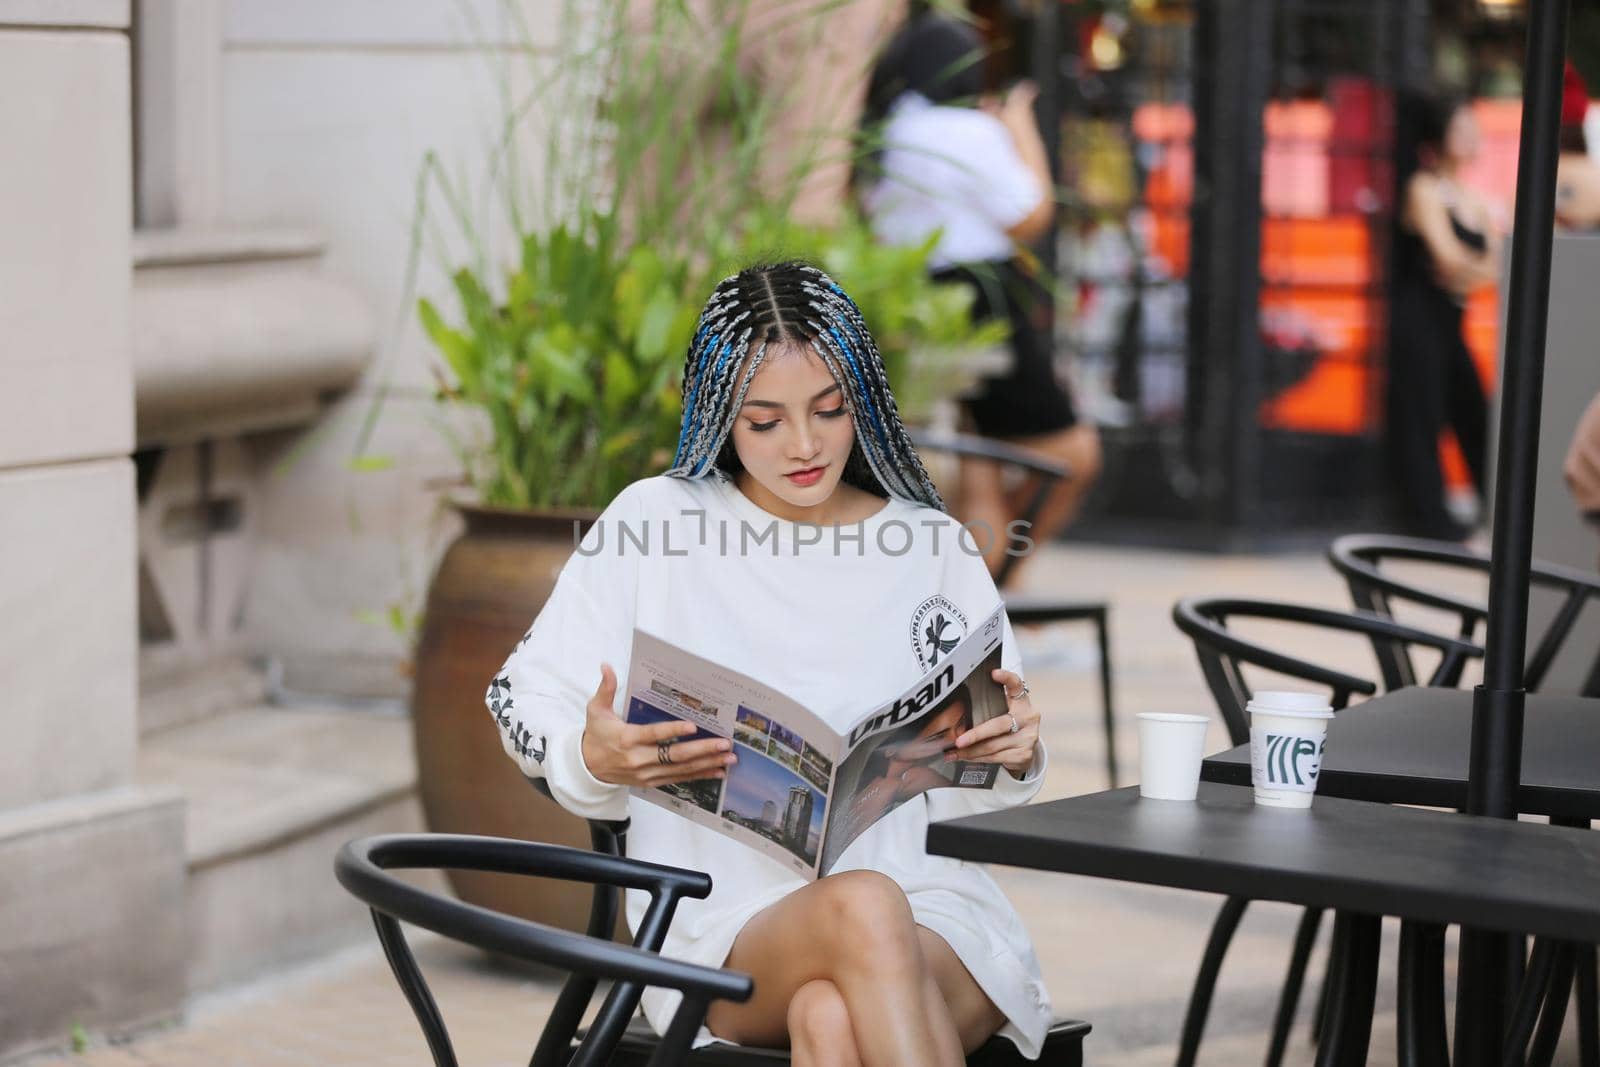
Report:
417,298,477,394
602,349,640,416
634,285,677,361
529,332,596,407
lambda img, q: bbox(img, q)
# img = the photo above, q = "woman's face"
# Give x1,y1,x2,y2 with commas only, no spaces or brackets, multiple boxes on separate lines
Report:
890,698,973,762
728,343,858,521
1443,107,1481,166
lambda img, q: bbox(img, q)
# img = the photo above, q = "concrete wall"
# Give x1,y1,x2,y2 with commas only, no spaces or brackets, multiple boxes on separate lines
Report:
212,1,560,696
0,3,187,1056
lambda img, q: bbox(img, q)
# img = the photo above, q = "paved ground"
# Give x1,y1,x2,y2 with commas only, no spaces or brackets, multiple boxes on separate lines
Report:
24,538,1585,1066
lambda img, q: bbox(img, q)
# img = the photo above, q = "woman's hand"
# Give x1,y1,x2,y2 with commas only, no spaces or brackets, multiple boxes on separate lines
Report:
1000,80,1040,130
950,668,1040,778
579,663,738,787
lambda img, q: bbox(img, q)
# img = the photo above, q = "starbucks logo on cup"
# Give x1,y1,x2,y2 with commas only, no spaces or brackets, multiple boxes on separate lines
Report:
1251,730,1325,792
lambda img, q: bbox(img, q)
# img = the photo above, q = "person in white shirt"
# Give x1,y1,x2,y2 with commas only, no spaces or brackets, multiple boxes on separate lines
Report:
488,262,1053,1064
858,12,1101,588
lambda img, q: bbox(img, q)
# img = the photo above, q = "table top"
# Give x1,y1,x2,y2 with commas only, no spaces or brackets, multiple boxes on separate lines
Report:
926,783,1600,942
1202,687,1600,820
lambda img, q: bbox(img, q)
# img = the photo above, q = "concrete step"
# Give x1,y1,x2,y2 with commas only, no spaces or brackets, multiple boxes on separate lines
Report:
137,703,425,993
138,655,268,736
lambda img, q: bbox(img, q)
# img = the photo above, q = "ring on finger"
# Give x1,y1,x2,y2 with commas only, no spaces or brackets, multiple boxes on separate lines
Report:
1007,713,1020,735
1005,680,1030,701
657,741,673,765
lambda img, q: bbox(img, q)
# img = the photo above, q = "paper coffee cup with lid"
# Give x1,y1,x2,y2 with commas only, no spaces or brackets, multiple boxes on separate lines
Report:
1247,690,1334,808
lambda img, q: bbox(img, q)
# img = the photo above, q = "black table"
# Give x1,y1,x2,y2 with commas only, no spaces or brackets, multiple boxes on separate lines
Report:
1201,687,1600,820
927,783,1600,1065
1201,687,1600,1063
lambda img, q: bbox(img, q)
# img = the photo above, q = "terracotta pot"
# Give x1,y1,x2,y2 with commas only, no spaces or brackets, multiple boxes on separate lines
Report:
411,502,604,933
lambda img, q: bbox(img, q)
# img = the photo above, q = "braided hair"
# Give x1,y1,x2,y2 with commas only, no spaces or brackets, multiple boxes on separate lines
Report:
664,261,946,511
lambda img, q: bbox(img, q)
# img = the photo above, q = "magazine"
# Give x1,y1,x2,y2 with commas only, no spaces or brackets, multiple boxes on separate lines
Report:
622,606,1010,879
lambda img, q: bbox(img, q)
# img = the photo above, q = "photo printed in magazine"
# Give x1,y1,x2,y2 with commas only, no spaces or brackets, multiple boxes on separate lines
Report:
624,604,1009,879
819,606,1008,875
625,630,837,879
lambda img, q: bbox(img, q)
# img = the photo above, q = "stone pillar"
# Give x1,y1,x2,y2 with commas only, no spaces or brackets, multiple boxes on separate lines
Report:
0,1,186,1057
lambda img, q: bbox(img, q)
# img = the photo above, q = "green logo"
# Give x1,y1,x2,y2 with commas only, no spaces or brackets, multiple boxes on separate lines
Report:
1266,734,1323,786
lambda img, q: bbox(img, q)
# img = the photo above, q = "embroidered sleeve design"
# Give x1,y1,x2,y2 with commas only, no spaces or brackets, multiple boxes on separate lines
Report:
486,673,547,764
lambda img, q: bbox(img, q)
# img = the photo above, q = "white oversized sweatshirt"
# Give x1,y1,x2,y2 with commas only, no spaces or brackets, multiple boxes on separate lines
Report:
487,471,1052,1055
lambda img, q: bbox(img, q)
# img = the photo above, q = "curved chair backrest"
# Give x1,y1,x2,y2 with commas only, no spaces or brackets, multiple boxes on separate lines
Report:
909,429,1069,587
1172,597,1486,745
1328,533,1600,692
334,833,752,1067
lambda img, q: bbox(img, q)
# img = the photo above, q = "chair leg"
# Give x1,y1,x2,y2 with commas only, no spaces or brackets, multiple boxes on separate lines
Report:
1265,908,1324,1067
1314,913,1381,1067
1529,944,1577,1067
1093,610,1118,788
1310,918,1344,1049
1577,944,1599,1067
1397,922,1449,1067
1176,897,1249,1067
1502,937,1558,1066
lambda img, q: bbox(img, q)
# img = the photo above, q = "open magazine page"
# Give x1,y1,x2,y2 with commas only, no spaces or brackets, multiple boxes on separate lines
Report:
818,606,1008,876
625,629,840,879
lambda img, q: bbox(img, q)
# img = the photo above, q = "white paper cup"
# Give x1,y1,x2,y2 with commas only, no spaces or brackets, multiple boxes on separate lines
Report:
1247,691,1335,808
1137,713,1210,801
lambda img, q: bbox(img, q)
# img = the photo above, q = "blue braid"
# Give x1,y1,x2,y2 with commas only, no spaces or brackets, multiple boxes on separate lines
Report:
826,325,888,443
671,331,717,463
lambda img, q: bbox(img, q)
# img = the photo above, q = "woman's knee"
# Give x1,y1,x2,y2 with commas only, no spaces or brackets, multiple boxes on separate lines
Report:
815,871,920,961
787,979,854,1051
1053,425,1103,484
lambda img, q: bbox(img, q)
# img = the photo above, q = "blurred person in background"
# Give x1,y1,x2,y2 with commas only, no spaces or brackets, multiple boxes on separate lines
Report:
1557,60,1600,230
856,10,1100,588
1564,391,1600,546
1384,90,1502,541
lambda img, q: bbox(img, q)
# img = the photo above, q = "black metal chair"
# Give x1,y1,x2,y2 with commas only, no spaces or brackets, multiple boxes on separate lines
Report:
1328,532,1600,695
1329,533,1600,1065
911,428,1120,787
520,780,1092,1066
332,832,754,1067
1170,596,1484,1067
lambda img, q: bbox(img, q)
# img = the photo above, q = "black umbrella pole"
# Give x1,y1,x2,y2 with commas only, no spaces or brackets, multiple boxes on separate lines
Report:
1455,3,1570,1063
1467,0,1569,822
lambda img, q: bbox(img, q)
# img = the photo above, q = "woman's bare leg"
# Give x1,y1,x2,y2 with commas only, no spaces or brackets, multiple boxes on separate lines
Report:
916,928,1009,1053
787,980,861,1067
705,870,999,1066
1000,423,1102,588
956,454,1013,579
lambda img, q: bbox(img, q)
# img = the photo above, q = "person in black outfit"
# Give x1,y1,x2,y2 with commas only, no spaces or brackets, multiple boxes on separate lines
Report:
856,13,1101,587
1385,91,1503,540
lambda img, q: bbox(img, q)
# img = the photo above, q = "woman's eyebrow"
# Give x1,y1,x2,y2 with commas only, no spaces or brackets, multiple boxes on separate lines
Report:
740,384,842,410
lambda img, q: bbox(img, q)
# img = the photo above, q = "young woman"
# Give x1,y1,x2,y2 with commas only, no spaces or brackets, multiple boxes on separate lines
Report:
1385,92,1502,540
488,262,1051,1065
856,11,1100,587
